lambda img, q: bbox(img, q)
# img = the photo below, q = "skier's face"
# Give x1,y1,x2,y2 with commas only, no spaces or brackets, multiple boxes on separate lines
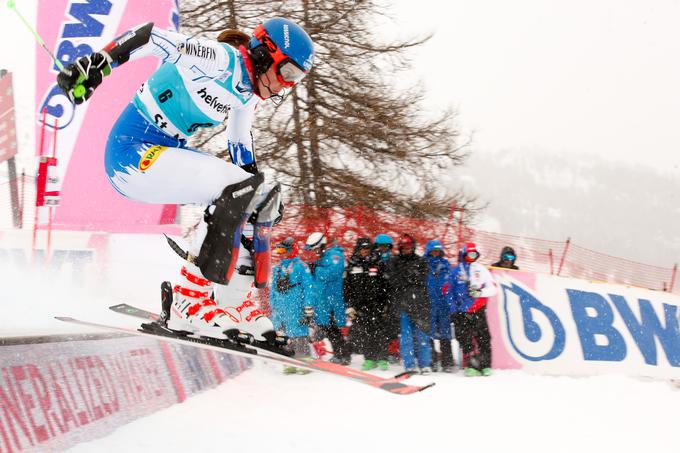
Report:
257,65,286,99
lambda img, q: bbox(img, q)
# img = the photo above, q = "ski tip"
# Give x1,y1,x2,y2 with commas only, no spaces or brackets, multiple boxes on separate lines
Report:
393,370,418,379
418,382,436,392
54,316,74,322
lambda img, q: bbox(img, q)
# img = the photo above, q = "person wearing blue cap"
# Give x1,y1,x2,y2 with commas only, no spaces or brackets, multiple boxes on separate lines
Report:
425,239,455,372
270,237,314,373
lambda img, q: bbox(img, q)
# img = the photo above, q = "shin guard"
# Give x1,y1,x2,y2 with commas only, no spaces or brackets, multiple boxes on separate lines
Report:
251,183,282,288
196,173,264,284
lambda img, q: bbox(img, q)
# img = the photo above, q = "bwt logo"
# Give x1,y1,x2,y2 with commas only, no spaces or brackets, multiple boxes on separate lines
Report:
38,0,114,130
501,281,680,367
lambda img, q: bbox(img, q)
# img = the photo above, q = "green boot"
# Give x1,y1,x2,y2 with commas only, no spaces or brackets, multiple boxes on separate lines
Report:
482,368,493,377
464,367,482,377
377,360,389,371
361,359,378,371
283,366,299,375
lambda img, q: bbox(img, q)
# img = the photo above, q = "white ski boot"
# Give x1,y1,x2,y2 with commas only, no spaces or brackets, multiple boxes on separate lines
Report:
165,262,233,340
164,253,285,346
212,245,286,345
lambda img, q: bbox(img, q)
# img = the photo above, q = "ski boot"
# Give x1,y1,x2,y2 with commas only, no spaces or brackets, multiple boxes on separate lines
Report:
361,360,377,371
482,367,493,377
212,248,289,349
377,360,390,371
158,263,233,340
464,367,482,377
330,355,351,366
283,365,311,375
420,367,432,376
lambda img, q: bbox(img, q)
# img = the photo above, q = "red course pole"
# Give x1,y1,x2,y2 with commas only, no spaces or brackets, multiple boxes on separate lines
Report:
31,107,48,264
556,238,571,277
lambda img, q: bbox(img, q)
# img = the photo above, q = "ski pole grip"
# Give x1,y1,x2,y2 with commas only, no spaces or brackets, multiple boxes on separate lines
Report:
73,84,86,99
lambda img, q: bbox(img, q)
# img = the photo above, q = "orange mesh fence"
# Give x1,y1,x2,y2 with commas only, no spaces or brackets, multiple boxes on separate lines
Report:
272,205,678,295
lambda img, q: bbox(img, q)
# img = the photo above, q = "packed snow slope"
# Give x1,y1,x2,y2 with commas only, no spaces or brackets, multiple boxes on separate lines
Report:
64,359,679,453
1,250,677,453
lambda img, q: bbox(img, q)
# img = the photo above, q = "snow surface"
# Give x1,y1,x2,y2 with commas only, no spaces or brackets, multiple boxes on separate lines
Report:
2,251,679,453
63,360,680,453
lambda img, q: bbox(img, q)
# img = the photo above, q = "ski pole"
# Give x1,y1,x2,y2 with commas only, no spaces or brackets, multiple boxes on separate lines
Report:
6,0,86,99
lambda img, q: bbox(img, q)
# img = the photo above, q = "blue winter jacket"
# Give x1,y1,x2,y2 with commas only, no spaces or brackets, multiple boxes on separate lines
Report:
447,261,497,313
269,257,314,338
309,245,346,327
425,240,451,310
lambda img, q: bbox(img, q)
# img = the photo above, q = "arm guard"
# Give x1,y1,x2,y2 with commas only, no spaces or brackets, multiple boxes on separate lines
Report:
102,22,154,67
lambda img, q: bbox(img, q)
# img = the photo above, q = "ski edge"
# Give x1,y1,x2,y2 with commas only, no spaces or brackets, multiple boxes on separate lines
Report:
109,303,427,384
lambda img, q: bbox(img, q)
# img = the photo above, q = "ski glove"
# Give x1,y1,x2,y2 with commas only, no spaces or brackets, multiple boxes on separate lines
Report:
57,52,112,105
345,307,357,320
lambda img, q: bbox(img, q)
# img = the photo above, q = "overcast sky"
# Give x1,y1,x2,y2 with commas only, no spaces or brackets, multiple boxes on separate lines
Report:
1,0,679,174
387,0,680,173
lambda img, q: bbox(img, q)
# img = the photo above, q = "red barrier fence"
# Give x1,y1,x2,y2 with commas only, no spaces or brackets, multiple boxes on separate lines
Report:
272,205,678,294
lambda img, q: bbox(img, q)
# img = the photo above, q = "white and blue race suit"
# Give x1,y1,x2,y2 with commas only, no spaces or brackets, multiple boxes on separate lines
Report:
104,26,259,206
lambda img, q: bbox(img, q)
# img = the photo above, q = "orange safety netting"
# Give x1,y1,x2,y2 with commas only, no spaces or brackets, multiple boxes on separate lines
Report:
271,205,678,295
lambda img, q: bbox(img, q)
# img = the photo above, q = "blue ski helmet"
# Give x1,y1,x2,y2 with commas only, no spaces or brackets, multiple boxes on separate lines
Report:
249,17,314,86
374,234,394,247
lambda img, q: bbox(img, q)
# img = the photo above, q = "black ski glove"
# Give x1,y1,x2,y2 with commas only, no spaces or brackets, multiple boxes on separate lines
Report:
57,51,111,104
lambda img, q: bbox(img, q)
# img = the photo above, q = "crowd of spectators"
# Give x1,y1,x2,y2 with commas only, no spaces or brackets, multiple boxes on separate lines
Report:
269,231,520,376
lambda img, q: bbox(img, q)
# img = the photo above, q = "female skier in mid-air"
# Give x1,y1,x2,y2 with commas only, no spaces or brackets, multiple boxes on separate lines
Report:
57,18,315,346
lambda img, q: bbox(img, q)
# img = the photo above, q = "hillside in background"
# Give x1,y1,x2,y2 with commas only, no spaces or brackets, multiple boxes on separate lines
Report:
453,149,680,268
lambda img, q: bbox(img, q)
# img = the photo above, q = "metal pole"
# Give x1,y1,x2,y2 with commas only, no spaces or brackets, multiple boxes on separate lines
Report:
7,156,20,227
31,108,48,265
457,208,464,252
556,237,571,277
46,117,58,263
19,169,25,228
669,264,677,293
442,200,457,250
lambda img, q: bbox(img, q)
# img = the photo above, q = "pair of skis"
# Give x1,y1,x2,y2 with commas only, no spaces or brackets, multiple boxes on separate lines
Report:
56,304,435,395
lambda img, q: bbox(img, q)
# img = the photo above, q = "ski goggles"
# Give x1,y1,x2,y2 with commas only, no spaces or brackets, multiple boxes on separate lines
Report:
253,25,309,87
465,251,480,261
502,252,516,261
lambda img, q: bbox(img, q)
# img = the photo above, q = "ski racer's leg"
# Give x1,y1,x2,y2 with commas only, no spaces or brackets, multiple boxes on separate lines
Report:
105,103,252,205
105,104,280,341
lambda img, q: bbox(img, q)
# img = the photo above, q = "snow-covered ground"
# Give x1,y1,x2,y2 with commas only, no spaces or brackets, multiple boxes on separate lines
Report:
64,359,680,453
2,250,679,453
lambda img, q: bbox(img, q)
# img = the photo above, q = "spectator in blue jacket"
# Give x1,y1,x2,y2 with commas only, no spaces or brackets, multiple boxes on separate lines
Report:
305,232,350,365
373,233,394,263
270,238,314,365
425,239,455,372
448,242,498,377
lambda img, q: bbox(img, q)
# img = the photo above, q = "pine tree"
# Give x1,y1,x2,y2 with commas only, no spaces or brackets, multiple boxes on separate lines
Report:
181,0,477,220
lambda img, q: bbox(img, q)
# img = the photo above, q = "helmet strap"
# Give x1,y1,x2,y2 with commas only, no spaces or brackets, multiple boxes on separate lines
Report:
257,70,287,105
238,45,264,100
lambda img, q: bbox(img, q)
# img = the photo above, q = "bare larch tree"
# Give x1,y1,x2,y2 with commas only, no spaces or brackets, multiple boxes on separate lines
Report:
180,0,478,221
